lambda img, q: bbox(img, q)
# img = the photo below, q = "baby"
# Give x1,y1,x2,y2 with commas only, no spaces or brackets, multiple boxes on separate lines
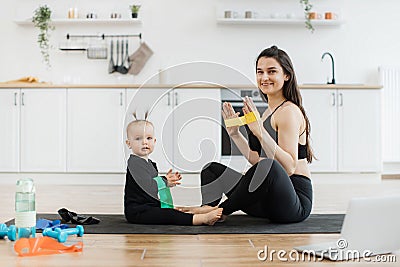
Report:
124,118,223,225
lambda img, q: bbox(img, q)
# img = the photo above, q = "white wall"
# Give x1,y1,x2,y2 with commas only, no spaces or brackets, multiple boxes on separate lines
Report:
1,0,399,85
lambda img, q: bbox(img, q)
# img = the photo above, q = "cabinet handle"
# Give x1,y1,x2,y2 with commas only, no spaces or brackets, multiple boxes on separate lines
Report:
21,92,25,106
175,92,178,106
120,92,123,106
331,92,335,106
14,92,17,106
167,92,171,106
339,93,343,106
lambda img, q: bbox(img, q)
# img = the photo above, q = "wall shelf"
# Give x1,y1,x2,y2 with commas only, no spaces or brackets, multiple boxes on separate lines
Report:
216,18,344,26
14,18,142,26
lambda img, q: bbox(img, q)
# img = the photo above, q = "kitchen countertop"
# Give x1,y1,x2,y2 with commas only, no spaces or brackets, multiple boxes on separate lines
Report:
0,83,383,89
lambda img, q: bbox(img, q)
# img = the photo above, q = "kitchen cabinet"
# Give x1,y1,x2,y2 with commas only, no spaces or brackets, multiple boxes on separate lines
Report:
0,89,20,172
126,88,221,173
21,89,67,172
301,89,381,173
172,89,221,173
67,89,126,172
126,88,173,172
0,89,66,172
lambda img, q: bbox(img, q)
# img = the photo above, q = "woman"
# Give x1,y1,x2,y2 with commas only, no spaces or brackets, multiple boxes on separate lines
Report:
196,45,314,223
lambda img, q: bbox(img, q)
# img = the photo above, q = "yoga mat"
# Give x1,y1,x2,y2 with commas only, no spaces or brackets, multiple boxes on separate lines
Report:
5,214,344,234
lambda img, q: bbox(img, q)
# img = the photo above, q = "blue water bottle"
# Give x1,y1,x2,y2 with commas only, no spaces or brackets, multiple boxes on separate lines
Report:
15,178,36,239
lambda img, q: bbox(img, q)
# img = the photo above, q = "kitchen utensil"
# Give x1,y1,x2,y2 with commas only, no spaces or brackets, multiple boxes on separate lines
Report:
123,39,130,70
115,39,120,72
108,40,115,74
116,40,128,74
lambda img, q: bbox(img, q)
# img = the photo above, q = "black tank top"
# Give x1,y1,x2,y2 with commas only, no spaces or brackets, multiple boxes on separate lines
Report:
246,100,308,160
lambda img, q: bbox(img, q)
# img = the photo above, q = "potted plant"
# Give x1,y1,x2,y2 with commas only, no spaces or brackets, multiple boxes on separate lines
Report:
299,0,314,32
32,5,54,68
130,4,141,18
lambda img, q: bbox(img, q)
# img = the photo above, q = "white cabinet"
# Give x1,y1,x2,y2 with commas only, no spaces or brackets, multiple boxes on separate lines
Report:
301,89,381,173
0,89,19,172
0,89,66,172
126,88,221,173
67,89,126,172
301,89,337,172
173,89,221,173
126,88,173,172
1,87,221,174
337,90,381,172
20,89,67,172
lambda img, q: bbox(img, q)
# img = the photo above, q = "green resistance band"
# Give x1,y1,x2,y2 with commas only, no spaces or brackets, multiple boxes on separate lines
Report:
153,176,174,209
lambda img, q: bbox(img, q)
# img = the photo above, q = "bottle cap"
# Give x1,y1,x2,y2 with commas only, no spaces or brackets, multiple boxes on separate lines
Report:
16,178,35,193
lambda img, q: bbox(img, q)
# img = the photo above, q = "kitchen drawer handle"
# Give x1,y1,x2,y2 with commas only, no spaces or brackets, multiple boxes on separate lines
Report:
120,92,123,106
331,92,335,106
21,92,25,106
175,92,178,106
14,92,17,106
167,92,171,106
339,93,343,106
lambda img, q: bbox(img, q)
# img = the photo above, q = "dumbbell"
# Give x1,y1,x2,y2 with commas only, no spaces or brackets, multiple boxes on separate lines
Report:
43,225,84,243
0,224,16,241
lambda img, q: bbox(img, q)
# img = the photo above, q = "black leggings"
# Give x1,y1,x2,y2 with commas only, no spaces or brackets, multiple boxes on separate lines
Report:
201,159,313,223
125,207,193,225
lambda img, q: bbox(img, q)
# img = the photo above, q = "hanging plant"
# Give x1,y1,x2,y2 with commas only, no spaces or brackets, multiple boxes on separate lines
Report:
299,0,314,33
32,5,55,68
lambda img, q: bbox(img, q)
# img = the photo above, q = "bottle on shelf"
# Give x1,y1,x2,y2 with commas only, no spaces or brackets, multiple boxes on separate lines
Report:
15,178,36,239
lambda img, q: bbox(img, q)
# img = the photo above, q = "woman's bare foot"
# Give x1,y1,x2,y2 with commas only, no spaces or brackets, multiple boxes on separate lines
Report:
217,214,227,223
176,205,218,214
193,208,223,225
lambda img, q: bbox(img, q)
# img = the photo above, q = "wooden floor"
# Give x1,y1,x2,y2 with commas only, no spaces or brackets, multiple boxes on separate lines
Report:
1,179,400,266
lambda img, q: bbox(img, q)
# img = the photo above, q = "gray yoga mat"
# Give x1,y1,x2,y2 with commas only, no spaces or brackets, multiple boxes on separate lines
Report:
6,213,344,234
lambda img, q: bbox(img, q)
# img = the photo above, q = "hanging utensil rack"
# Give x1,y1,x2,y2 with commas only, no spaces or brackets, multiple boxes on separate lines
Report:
66,33,142,41
59,33,142,52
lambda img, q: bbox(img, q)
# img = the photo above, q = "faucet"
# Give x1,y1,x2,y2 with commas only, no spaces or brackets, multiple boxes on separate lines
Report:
321,52,336,84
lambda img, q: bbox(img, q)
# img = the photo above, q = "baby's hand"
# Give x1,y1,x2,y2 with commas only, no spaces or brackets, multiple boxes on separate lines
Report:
165,169,182,187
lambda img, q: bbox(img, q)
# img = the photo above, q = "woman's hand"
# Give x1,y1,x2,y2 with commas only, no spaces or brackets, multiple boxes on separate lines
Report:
243,96,263,138
222,102,240,136
165,169,182,187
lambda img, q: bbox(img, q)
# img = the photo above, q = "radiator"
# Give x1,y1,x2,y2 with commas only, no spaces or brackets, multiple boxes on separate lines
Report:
379,67,400,162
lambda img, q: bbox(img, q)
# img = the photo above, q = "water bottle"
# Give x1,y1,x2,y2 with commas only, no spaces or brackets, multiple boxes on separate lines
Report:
15,178,36,239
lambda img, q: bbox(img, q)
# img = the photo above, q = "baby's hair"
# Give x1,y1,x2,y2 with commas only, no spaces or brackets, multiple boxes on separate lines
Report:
126,111,154,136
132,110,150,120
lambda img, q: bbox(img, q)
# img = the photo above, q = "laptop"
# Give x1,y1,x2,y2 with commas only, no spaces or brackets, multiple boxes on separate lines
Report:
294,195,400,261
